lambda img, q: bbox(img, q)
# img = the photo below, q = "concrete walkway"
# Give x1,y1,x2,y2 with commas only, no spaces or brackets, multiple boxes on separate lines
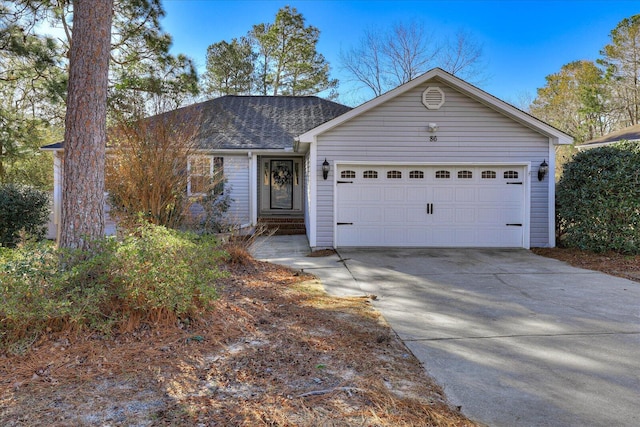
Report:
250,235,640,427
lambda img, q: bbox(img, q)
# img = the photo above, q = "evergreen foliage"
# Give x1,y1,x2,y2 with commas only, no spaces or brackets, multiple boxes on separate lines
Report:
203,6,338,98
204,38,255,96
556,141,640,254
0,183,50,247
0,223,226,353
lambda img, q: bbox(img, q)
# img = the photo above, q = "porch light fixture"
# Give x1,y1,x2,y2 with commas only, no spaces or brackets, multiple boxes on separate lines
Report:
538,160,549,181
322,158,330,180
428,123,439,132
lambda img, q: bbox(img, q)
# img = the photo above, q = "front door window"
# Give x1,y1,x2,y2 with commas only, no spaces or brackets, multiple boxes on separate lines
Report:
270,160,293,210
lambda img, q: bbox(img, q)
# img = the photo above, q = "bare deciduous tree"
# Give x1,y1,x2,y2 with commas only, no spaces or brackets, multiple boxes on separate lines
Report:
340,21,486,99
384,21,439,86
438,29,485,83
339,28,386,97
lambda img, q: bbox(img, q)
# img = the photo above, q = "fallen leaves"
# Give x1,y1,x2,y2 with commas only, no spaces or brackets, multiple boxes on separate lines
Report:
1,258,475,426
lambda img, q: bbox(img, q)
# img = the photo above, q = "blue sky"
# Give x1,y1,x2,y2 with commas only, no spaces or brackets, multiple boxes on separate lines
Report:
161,0,639,106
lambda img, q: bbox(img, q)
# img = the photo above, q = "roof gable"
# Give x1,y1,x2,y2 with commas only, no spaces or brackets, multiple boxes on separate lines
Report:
298,68,573,146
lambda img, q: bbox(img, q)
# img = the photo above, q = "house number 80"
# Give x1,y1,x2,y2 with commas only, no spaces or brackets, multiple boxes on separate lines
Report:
430,136,438,142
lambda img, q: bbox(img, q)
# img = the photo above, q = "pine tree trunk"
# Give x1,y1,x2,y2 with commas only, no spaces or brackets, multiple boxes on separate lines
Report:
59,0,113,250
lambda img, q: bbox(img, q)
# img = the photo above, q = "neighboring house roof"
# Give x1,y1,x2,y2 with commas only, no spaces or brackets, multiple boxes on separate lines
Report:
578,124,640,150
41,96,352,152
298,68,573,146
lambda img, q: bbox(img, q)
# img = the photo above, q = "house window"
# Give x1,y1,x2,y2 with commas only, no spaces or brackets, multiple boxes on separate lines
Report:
363,170,378,179
504,170,519,179
188,156,223,195
409,170,424,179
458,170,473,179
435,170,450,179
341,170,356,179
387,170,402,179
482,170,497,179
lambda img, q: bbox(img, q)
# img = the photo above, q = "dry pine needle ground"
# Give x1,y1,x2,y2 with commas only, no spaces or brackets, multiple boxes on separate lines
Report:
1,254,475,426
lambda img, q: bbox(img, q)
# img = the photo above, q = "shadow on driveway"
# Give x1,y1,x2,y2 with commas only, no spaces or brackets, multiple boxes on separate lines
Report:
337,248,640,427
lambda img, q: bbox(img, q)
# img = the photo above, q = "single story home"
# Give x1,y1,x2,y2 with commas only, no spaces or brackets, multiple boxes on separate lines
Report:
43,68,572,249
578,123,640,150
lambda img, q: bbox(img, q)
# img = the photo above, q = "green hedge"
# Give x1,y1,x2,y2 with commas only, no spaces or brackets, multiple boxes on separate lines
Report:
0,184,50,247
556,141,640,254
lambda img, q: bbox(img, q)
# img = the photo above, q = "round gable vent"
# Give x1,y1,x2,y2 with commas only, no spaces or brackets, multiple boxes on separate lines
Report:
422,86,445,110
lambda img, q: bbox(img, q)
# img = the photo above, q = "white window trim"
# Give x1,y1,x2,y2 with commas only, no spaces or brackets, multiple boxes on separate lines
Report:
187,155,214,197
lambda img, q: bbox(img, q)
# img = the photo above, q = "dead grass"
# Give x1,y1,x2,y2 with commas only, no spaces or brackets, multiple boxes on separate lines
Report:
0,256,475,426
532,247,640,283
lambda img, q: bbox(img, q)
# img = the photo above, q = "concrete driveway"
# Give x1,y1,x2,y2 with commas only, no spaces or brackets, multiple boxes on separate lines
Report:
252,237,640,426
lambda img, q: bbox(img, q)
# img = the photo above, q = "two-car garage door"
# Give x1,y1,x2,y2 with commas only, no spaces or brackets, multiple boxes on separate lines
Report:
335,164,526,248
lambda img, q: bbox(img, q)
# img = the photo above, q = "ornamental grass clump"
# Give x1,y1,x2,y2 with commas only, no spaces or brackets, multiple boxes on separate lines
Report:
0,223,227,354
556,140,640,254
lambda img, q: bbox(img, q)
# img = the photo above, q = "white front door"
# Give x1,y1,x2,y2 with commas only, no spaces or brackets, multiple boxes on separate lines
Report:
336,164,526,247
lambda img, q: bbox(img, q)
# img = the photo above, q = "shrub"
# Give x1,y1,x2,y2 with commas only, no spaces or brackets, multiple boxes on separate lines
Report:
0,223,227,353
188,185,233,234
556,141,640,254
0,184,50,247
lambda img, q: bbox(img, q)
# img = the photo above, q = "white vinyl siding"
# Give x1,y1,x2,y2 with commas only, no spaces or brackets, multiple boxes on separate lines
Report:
223,155,250,225
314,80,551,248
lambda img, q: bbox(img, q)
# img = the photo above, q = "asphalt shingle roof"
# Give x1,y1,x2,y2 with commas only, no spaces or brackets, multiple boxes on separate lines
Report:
168,95,351,150
41,95,352,151
581,124,640,146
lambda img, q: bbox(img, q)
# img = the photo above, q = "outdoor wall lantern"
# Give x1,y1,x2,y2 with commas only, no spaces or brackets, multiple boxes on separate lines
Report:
322,158,330,180
538,159,549,181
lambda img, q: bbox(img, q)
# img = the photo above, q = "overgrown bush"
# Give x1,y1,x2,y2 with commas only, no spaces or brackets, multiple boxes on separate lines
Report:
556,141,640,254
189,185,233,234
0,223,227,353
105,109,206,229
0,184,50,247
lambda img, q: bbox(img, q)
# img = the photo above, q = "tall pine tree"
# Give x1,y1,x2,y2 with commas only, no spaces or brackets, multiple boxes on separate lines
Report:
251,6,337,97
599,14,640,126
60,0,113,250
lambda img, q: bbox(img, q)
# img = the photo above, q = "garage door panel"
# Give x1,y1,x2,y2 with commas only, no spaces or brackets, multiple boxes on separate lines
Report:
384,228,407,245
338,186,360,201
357,227,385,246
361,208,383,222
433,207,455,223
384,187,405,202
406,207,428,223
405,227,430,244
433,187,454,202
477,187,504,202
455,188,475,202
336,165,525,248
455,208,475,223
360,188,382,201
384,206,406,222
477,208,501,224
407,187,430,202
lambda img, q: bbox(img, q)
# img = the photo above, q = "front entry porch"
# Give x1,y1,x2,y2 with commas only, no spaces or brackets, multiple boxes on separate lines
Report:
257,156,305,235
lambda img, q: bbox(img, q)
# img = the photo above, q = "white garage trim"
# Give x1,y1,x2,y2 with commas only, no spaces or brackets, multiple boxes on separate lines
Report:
333,162,531,249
